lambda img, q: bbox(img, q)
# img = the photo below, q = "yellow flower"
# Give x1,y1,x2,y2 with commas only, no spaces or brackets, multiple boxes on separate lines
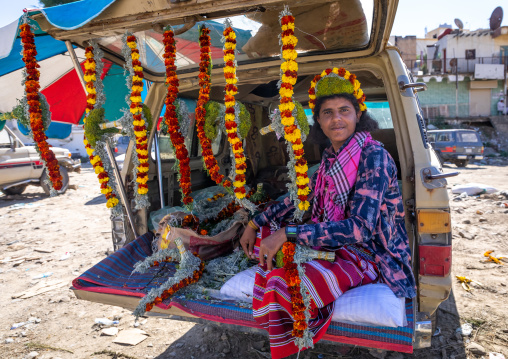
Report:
127,41,137,49
282,74,297,85
356,88,364,99
106,197,119,208
233,180,245,188
282,35,298,47
332,68,339,75
359,103,367,111
94,166,104,175
225,113,235,122
138,187,149,194
344,70,351,79
308,94,316,101
133,119,145,127
281,115,295,127
101,187,112,194
292,143,304,150
85,147,94,156
296,176,310,186
225,100,235,108
99,177,110,183
281,23,295,31
137,149,149,156
136,176,148,184
279,87,294,98
139,158,149,164
138,166,149,173
298,201,310,211
236,168,246,175
131,52,140,60
235,156,246,165
84,62,95,70
295,163,308,173
227,32,236,40
86,86,96,94
84,74,96,82
281,60,298,72
85,51,94,59
297,187,311,196
224,42,236,50
235,191,246,199
130,107,142,114
133,65,143,72
133,75,143,82
279,102,295,113
354,79,361,91
130,96,142,103
282,50,297,61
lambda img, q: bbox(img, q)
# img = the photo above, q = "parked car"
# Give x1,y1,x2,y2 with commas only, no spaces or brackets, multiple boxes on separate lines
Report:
33,0,457,352
0,126,81,195
428,129,484,167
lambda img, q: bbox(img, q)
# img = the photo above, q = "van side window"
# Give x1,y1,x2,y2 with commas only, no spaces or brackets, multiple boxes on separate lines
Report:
0,129,13,148
437,133,451,142
458,132,479,142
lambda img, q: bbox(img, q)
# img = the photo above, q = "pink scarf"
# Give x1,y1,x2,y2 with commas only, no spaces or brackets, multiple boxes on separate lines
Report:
311,131,374,223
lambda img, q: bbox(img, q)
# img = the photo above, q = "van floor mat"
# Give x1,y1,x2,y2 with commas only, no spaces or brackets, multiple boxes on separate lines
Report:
73,233,413,353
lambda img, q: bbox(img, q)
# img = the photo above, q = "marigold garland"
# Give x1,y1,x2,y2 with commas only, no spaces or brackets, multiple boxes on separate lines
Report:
223,23,248,200
195,26,228,186
19,21,62,191
144,261,205,312
83,45,119,209
278,10,310,212
282,242,307,338
163,27,193,206
126,35,150,196
308,67,367,113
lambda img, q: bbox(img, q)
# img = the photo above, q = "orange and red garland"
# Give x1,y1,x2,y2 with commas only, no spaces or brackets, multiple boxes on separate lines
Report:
144,261,205,312
162,28,193,205
223,24,248,199
282,242,307,337
19,21,62,191
195,26,229,187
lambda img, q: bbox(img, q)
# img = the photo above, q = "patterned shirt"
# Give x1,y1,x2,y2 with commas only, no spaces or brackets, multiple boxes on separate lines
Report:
252,142,417,299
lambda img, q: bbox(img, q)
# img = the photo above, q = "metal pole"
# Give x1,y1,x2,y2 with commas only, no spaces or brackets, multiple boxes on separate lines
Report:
455,59,459,119
153,131,165,208
105,140,138,238
65,41,87,94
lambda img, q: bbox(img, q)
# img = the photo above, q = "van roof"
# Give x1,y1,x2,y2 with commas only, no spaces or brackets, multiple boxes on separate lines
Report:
30,0,398,80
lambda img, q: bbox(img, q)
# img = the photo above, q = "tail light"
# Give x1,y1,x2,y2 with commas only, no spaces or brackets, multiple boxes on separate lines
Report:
115,147,118,153
481,146,484,154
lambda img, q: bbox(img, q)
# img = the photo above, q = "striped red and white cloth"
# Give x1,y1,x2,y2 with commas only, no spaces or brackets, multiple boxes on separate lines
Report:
253,245,379,359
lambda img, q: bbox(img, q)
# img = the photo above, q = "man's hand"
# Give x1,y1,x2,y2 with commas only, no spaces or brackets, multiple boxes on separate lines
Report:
259,228,287,271
240,225,257,259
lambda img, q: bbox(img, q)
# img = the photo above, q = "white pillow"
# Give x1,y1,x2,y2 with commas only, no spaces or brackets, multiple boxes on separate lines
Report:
331,283,406,328
219,269,406,328
219,266,257,302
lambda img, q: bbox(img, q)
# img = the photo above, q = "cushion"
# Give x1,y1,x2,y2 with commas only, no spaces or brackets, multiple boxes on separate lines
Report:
331,283,407,327
219,266,257,302
219,268,406,328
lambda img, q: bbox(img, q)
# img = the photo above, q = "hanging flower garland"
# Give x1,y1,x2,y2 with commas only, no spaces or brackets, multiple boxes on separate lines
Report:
163,26,193,207
122,33,151,209
222,21,248,200
19,19,62,193
282,242,307,337
82,45,119,209
278,8,310,219
195,26,229,187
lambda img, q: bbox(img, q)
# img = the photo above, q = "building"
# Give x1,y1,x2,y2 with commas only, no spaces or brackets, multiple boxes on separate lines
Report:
394,23,508,119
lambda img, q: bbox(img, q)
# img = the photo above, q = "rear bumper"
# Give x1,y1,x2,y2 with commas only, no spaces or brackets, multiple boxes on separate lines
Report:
441,154,483,161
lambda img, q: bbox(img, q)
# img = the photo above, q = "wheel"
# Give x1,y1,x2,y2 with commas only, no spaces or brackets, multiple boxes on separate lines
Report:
455,160,469,168
41,166,69,195
1,184,28,195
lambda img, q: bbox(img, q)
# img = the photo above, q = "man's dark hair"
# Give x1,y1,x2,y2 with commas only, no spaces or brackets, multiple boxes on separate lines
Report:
308,93,379,145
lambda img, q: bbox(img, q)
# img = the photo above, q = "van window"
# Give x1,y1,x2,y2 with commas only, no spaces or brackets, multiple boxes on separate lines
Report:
457,132,480,142
437,133,452,142
0,129,12,147
427,133,436,142
366,101,393,129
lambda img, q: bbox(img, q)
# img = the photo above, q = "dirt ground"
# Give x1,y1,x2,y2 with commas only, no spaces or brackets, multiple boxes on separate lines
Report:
1,159,508,359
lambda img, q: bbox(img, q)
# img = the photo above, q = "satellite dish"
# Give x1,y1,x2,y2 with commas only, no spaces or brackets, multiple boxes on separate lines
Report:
490,6,503,30
454,18,464,30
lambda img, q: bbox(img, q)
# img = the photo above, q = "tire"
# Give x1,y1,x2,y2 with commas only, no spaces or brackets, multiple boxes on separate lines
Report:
1,184,28,195
41,166,69,195
455,160,469,168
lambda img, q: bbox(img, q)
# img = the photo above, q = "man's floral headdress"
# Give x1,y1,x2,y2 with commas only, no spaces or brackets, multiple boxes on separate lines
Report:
308,67,367,114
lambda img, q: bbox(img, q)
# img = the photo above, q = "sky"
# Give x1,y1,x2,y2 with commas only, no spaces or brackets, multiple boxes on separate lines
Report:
0,0,507,36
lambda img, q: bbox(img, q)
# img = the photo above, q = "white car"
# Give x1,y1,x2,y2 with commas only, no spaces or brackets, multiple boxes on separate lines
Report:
0,126,81,195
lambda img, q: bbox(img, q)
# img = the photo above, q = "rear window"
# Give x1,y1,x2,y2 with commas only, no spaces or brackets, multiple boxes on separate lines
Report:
457,132,480,143
436,133,452,142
